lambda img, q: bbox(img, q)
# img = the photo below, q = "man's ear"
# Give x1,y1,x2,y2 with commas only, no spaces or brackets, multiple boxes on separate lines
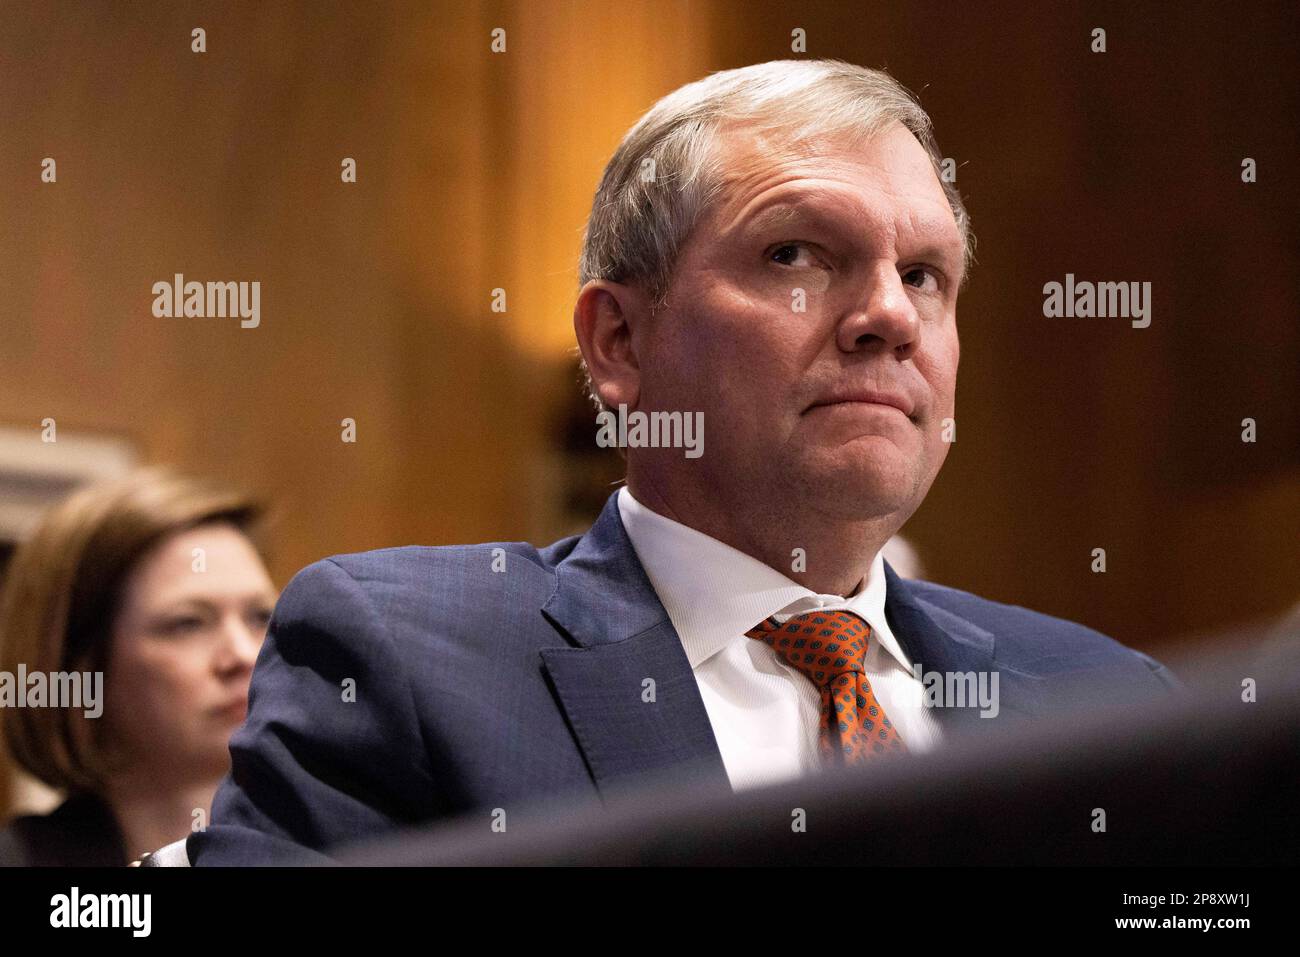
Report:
573,279,647,411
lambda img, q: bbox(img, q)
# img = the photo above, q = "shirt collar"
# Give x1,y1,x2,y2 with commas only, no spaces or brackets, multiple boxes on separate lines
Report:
616,486,914,673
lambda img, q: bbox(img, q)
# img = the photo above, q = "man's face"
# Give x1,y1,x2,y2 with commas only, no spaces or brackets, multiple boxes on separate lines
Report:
635,120,963,525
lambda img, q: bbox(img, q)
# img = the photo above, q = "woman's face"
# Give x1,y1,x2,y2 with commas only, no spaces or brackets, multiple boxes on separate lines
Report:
101,521,277,786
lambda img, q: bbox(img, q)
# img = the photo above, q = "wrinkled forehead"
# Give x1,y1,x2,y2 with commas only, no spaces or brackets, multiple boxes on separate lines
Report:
715,115,920,168
703,119,955,234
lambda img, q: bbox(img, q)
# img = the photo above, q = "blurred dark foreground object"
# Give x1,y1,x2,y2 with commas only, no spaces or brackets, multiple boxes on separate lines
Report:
339,651,1299,866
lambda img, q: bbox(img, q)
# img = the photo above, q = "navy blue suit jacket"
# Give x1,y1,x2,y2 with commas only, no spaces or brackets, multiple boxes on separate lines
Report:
190,491,1180,865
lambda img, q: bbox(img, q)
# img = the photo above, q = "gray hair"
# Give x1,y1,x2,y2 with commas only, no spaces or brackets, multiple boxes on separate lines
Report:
575,58,976,411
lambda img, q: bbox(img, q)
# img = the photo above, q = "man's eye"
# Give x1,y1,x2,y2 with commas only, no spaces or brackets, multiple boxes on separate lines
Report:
769,242,818,268
903,267,941,292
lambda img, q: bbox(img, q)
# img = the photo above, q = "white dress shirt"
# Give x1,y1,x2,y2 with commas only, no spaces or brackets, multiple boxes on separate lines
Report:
617,486,942,792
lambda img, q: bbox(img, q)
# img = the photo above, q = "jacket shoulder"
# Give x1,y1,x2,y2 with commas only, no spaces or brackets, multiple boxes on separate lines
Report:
266,534,585,651
0,794,127,867
278,532,582,603
902,577,1177,684
324,538,570,578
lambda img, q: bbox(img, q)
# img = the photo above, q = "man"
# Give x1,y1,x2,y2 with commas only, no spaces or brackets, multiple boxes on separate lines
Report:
190,59,1179,865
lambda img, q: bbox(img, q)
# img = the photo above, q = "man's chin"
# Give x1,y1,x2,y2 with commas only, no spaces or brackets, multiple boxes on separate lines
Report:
790,453,921,520
811,434,915,477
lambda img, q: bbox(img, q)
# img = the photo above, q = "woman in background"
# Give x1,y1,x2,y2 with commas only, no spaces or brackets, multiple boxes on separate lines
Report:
0,468,277,865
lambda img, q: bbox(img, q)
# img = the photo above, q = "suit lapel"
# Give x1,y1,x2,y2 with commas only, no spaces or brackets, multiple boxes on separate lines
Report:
540,493,731,802
540,498,1056,797
883,560,1054,735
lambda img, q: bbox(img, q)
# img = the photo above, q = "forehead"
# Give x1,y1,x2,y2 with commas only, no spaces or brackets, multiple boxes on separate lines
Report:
121,524,267,602
705,120,957,239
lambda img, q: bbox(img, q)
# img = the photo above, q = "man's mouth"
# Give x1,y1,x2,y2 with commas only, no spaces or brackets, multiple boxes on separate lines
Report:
806,388,915,418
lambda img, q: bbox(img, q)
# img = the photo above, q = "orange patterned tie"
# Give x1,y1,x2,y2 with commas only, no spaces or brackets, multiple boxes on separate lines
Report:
746,610,907,766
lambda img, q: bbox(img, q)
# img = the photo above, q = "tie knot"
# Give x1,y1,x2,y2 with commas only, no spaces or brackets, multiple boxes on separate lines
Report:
744,610,871,687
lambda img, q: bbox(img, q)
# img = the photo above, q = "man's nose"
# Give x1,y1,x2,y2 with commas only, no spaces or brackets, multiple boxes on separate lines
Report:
835,265,920,359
